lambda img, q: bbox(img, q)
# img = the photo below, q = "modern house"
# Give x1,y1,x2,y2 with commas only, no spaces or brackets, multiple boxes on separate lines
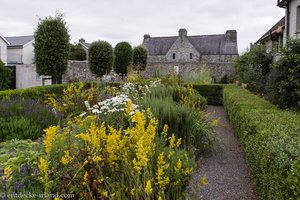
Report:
5,35,34,64
142,29,238,81
255,17,285,51
0,33,9,64
277,0,300,42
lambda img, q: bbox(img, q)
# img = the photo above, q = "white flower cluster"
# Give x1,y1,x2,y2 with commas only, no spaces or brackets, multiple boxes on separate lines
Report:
84,94,141,115
119,80,162,100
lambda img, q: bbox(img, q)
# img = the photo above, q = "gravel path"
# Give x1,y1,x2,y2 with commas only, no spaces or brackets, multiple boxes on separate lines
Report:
186,106,257,200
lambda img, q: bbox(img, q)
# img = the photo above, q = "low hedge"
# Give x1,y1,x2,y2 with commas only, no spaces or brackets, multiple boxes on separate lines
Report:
223,85,300,200
0,82,95,101
187,84,224,105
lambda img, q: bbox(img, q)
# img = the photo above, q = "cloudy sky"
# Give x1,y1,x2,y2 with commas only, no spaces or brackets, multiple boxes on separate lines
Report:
1,0,284,54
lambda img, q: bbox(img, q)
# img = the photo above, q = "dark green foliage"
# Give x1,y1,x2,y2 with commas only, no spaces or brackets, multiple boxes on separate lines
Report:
132,45,148,70
69,44,86,61
234,44,272,93
270,38,300,110
114,42,133,75
0,98,59,141
0,60,11,90
143,86,214,154
34,12,70,80
88,41,113,77
191,84,224,105
223,85,300,200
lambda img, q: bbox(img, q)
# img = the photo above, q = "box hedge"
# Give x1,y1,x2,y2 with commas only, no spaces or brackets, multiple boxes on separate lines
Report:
223,85,300,200
186,84,224,105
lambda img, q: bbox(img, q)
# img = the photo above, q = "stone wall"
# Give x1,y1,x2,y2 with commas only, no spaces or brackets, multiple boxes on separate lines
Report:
62,61,98,82
145,54,237,82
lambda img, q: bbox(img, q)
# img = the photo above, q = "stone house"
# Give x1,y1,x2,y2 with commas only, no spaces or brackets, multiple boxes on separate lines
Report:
277,0,300,42
142,29,239,82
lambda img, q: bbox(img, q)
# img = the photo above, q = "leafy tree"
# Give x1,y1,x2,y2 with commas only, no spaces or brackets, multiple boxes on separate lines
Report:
88,41,113,77
234,44,272,93
69,44,86,61
114,42,132,75
270,38,300,110
133,45,148,71
0,60,11,90
34,12,70,84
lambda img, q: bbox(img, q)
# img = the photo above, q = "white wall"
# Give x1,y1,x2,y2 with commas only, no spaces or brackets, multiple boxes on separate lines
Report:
286,0,300,39
7,48,22,64
0,38,7,64
16,64,51,89
22,42,34,64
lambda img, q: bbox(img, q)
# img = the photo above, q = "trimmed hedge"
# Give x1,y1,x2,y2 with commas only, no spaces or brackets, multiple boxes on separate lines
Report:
0,82,95,101
223,85,300,200
187,84,224,105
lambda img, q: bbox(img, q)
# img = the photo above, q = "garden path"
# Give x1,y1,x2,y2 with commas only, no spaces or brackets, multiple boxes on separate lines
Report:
187,106,257,200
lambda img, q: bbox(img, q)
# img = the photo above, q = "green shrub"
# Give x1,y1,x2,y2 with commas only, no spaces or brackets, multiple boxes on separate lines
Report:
0,98,59,141
143,86,214,154
114,41,133,75
0,60,11,91
0,117,42,141
269,38,300,110
181,67,213,85
132,45,148,71
0,140,43,194
69,43,87,61
190,84,224,105
234,44,272,94
88,41,114,77
223,85,300,200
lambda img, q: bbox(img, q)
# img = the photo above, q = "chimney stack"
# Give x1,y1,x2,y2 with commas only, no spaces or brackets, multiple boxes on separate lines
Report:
179,28,187,39
144,34,150,40
79,38,85,43
225,30,237,42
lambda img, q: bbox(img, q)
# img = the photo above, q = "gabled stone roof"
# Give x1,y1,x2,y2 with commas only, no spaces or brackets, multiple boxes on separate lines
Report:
188,34,238,55
143,36,177,56
142,29,238,56
5,35,34,48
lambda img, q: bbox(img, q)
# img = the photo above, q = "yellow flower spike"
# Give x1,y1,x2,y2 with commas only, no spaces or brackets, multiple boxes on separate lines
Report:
174,159,182,172
184,167,194,175
43,125,59,154
83,171,88,186
38,157,49,184
169,134,176,148
145,180,153,195
200,175,208,187
61,150,73,165
125,100,133,115
156,152,170,190
211,119,219,126
3,166,13,181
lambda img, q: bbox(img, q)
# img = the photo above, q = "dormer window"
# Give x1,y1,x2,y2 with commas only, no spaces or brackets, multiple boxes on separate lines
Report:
172,53,175,60
190,53,193,59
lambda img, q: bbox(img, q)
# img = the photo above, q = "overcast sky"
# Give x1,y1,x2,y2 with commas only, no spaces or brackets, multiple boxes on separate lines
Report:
1,0,285,54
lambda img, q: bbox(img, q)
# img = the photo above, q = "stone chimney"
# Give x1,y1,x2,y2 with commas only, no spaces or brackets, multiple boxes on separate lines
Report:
79,38,85,43
144,34,150,41
179,28,187,39
225,30,237,42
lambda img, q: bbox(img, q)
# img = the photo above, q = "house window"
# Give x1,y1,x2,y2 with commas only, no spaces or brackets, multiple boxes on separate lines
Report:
190,53,193,59
172,53,175,60
297,6,300,32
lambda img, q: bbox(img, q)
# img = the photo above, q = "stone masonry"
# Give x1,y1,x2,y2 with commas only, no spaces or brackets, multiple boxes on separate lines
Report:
142,29,239,82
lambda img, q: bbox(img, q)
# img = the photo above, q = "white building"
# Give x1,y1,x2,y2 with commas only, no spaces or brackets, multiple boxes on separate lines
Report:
0,33,9,64
278,0,300,42
6,35,34,64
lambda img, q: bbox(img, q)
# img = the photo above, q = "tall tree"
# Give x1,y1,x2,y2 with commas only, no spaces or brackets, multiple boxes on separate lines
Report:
34,12,70,84
133,45,148,71
88,41,113,77
114,42,132,75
